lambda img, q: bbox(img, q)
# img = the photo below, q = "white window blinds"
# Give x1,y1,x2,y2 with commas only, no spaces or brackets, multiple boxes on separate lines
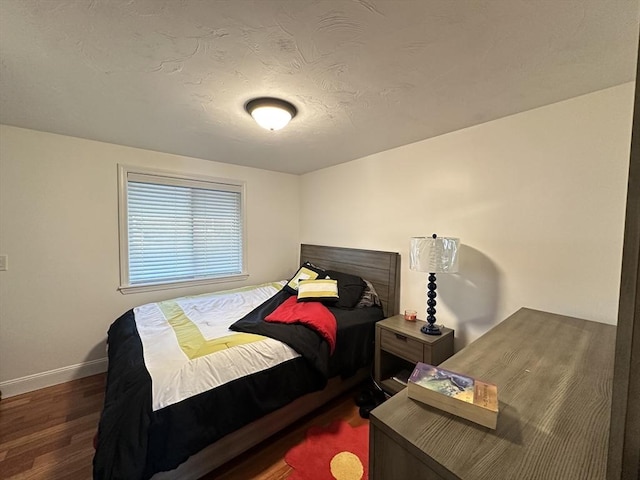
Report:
120,168,245,290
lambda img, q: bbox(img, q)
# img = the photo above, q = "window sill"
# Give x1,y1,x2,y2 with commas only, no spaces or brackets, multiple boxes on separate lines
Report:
119,273,250,295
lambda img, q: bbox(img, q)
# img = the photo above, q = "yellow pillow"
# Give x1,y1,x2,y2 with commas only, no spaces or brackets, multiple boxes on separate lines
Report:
284,264,324,293
297,279,339,303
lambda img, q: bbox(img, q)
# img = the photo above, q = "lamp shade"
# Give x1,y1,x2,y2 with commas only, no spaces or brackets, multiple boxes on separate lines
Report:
245,97,297,131
410,236,459,274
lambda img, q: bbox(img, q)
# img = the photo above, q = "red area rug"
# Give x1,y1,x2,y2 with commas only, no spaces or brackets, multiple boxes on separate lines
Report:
285,420,369,480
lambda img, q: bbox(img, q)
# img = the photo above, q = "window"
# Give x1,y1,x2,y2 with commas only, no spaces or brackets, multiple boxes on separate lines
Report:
118,165,246,293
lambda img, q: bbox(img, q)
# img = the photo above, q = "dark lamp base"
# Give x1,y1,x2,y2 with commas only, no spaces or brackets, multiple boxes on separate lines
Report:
421,323,442,336
423,272,442,335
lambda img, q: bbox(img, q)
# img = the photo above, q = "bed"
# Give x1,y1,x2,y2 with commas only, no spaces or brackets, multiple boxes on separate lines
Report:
93,244,400,480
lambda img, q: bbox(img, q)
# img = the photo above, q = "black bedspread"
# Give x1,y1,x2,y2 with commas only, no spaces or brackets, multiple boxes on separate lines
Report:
93,290,383,480
230,289,384,379
229,289,332,376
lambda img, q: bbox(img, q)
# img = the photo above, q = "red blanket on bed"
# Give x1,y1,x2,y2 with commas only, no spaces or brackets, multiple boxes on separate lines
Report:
265,296,337,353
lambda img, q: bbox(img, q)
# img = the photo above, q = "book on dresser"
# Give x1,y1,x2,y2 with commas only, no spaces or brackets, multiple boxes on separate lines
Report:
407,362,499,429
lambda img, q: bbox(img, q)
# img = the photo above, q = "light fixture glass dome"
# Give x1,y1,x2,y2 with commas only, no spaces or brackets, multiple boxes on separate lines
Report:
245,97,297,131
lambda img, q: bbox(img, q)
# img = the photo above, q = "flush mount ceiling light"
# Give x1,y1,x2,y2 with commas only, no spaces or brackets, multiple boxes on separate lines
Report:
245,97,297,131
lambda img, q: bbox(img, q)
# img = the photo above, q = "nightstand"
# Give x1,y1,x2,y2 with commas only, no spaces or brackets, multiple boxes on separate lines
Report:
375,315,454,395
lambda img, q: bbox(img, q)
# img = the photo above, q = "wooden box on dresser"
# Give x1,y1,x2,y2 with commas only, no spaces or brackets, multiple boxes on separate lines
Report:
374,315,454,395
369,308,616,480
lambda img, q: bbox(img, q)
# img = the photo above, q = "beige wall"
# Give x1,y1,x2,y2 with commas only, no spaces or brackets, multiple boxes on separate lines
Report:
300,83,634,349
0,83,633,394
0,126,300,394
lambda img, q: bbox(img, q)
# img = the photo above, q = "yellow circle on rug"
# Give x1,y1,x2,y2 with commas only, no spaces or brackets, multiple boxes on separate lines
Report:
330,451,364,480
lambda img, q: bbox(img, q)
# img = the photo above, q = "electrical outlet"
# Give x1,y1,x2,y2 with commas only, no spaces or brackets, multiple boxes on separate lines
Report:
0,255,7,271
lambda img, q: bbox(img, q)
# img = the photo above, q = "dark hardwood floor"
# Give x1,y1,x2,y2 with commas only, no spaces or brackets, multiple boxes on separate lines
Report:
0,375,104,479
0,374,368,480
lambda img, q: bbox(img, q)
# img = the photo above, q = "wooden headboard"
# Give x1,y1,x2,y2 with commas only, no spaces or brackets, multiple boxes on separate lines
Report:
300,244,401,317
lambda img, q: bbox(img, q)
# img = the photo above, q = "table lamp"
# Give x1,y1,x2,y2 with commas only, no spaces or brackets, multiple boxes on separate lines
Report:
410,234,460,335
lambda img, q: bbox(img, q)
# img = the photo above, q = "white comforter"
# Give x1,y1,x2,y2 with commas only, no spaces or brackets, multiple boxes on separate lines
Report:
133,281,300,411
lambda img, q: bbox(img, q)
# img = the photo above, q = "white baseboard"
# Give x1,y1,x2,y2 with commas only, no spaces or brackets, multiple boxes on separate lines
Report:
0,358,108,399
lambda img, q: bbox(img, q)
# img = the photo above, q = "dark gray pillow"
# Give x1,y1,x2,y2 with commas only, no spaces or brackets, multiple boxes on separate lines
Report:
325,269,366,308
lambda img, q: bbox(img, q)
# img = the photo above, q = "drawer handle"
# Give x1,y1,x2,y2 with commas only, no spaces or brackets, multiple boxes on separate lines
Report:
395,333,407,342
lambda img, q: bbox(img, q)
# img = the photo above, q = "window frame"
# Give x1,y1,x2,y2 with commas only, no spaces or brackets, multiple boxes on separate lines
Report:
117,164,248,294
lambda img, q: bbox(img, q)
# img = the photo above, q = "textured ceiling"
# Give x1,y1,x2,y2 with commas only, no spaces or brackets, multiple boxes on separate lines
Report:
0,0,638,174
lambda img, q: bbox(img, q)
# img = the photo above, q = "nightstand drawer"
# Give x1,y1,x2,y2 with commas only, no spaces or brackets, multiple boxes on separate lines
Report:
380,329,423,363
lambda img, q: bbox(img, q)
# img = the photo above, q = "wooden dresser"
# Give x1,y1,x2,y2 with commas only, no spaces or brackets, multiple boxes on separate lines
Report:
369,308,616,480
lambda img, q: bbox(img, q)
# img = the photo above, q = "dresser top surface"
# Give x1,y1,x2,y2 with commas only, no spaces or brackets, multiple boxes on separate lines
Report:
370,307,617,480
